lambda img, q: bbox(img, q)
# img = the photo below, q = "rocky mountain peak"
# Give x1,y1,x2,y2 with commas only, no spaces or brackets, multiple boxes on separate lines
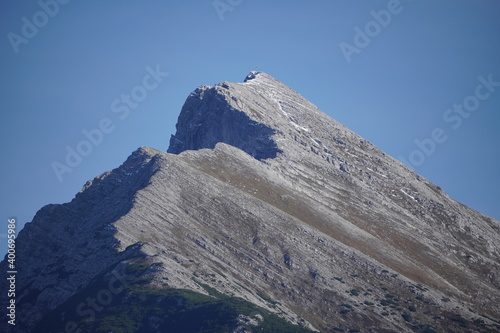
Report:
243,70,260,82
2,72,499,333
167,72,289,160
242,70,283,85
167,71,340,161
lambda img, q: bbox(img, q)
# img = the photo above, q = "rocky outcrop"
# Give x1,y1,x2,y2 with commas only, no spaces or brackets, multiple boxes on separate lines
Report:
1,72,499,332
168,83,282,160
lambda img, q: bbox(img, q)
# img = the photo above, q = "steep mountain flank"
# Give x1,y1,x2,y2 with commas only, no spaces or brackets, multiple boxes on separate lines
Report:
1,72,499,333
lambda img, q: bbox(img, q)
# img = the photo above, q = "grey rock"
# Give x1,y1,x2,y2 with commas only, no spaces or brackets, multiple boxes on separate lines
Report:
1,72,499,333
168,83,282,160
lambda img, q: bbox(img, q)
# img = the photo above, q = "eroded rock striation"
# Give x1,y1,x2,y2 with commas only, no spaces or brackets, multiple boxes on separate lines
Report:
1,72,499,332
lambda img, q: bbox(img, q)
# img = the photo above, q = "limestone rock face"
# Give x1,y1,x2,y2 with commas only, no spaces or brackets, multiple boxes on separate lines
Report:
167,81,282,160
1,72,499,333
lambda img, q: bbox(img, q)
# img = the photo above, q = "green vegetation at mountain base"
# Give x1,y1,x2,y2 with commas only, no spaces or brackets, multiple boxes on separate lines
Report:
33,264,314,333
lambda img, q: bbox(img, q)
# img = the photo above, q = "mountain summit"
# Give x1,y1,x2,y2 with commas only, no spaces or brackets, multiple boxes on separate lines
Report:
2,72,499,332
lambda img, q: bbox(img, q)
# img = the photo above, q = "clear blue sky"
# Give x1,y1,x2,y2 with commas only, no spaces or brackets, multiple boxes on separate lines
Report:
1,1,499,256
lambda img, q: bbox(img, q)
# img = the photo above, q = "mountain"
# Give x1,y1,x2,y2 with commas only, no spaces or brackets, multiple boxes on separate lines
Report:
1,72,499,333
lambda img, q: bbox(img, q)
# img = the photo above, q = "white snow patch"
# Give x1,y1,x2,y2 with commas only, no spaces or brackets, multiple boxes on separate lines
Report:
291,122,310,132
367,168,387,178
400,189,417,201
